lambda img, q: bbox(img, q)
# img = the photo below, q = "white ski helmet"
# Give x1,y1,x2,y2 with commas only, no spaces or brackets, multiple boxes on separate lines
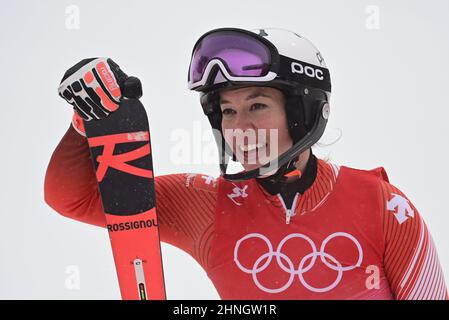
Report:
188,27,331,181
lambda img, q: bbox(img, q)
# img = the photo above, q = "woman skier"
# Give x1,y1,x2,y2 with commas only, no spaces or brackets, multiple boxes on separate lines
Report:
45,27,447,299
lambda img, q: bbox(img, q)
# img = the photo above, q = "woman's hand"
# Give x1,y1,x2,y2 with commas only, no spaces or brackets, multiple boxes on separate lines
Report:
58,57,142,121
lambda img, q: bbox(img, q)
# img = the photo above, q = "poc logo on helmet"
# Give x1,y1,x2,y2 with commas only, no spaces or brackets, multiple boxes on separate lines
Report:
291,62,324,81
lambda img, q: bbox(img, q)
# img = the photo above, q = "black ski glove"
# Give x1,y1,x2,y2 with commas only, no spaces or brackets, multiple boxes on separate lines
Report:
58,57,142,121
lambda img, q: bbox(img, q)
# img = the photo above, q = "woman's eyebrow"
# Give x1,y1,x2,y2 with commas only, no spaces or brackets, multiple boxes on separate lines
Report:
220,92,273,104
246,92,273,101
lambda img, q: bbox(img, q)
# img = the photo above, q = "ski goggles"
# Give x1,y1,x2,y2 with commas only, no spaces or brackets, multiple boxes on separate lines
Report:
188,28,280,91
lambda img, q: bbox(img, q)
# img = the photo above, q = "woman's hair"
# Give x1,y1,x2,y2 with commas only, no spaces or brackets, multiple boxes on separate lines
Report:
312,127,343,162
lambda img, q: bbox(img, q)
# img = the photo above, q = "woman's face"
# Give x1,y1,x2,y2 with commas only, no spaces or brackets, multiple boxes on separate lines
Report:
219,86,293,171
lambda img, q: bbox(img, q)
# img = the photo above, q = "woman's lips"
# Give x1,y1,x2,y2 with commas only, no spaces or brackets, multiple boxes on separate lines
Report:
240,144,267,163
239,143,266,152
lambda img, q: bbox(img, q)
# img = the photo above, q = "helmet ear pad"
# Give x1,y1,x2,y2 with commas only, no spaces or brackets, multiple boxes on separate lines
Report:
284,90,330,145
284,95,307,144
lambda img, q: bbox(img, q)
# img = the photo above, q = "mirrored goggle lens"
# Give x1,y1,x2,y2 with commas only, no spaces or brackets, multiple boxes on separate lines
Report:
189,31,272,83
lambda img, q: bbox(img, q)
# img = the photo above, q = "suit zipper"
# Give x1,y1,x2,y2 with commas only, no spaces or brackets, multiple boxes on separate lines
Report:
277,193,300,225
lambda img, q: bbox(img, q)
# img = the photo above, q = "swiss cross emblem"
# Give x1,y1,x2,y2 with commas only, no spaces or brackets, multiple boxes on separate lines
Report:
185,174,217,192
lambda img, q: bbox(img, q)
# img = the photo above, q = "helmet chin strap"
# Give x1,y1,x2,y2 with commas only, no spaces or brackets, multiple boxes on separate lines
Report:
257,155,300,183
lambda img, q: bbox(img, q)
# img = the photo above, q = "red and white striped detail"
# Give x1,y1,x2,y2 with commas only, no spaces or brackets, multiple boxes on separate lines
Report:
397,219,448,300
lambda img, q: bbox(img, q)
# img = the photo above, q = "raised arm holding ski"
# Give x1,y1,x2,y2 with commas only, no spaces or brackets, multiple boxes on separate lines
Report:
45,57,216,272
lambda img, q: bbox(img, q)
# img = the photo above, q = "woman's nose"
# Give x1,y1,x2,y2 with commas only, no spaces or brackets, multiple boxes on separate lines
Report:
233,113,255,132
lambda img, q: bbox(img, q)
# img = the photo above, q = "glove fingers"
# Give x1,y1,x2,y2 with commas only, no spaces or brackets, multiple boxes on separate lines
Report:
59,57,142,121
58,58,122,120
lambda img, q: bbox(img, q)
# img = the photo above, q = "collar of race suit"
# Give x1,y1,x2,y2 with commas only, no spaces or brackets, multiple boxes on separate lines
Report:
256,152,318,199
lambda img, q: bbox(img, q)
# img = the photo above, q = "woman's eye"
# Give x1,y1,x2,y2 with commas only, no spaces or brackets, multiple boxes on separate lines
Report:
250,103,267,111
222,108,236,115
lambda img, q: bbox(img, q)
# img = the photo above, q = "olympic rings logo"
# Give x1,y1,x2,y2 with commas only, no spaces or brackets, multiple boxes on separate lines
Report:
234,232,363,293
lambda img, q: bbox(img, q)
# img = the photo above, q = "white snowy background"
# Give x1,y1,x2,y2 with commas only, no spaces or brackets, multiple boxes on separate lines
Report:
0,0,448,299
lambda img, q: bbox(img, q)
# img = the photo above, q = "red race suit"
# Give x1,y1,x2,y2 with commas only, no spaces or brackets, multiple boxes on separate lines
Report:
45,125,448,300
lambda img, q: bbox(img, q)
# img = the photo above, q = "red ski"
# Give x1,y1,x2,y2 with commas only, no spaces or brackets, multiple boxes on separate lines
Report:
83,99,166,300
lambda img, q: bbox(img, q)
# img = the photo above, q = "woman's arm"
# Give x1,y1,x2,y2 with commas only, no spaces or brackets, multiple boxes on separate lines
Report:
44,124,107,227
379,180,448,300
44,124,217,268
